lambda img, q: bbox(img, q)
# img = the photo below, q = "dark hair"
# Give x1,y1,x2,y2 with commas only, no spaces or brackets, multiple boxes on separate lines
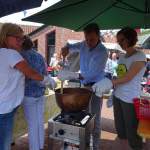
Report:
22,35,33,50
117,27,137,47
83,23,100,36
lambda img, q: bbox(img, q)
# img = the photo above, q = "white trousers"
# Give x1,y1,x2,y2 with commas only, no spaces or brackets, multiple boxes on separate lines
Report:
22,96,45,150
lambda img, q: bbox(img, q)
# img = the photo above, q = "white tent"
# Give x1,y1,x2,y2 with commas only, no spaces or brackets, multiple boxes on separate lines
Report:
102,42,125,53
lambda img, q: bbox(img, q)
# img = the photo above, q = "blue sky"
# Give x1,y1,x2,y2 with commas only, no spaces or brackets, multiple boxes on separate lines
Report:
0,0,60,26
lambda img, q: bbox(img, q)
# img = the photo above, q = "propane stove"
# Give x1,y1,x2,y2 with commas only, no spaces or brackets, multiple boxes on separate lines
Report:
48,111,95,150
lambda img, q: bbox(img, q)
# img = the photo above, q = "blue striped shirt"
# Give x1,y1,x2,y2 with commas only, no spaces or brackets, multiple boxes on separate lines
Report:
21,49,47,97
67,41,108,84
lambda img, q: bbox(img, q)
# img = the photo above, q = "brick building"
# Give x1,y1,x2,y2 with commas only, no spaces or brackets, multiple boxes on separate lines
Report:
20,24,39,35
29,25,84,65
16,24,150,64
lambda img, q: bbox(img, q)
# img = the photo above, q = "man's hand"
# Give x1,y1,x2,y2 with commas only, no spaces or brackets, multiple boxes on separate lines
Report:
92,78,113,97
61,47,69,58
57,70,79,81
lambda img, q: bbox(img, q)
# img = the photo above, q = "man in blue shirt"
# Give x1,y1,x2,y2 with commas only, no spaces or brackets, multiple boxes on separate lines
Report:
61,23,108,150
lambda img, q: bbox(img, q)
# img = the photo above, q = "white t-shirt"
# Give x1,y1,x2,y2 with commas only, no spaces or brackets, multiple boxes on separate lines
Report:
114,51,146,103
0,48,25,114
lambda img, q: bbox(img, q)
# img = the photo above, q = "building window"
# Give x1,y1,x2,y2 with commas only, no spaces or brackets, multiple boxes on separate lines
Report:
47,31,55,65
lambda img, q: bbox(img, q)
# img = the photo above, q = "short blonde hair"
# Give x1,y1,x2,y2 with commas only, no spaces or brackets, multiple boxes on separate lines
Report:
0,23,23,48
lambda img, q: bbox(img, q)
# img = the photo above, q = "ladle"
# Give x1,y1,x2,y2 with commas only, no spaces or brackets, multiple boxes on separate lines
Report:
61,80,64,94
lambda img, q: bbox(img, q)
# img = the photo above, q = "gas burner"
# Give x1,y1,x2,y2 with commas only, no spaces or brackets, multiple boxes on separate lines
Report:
54,111,91,126
48,112,95,150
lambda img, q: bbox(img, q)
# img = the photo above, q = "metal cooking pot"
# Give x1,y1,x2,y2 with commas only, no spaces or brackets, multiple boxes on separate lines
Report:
55,88,92,112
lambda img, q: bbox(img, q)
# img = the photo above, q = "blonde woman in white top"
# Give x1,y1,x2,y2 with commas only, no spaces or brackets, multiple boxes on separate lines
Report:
0,23,56,150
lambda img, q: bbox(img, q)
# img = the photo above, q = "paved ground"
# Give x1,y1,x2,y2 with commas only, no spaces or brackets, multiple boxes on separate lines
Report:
12,98,150,150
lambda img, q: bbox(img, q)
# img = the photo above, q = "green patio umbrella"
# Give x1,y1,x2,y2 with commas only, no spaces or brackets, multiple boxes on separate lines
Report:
23,0,150,31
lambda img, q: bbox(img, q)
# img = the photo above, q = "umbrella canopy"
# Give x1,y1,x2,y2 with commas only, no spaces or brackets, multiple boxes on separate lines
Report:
23,0,150,31
0,0,43,18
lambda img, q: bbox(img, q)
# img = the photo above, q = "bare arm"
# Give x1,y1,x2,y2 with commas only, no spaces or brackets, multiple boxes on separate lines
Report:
15,60,44,81
61,47,69,58
61,42,82,58
112,61,145,86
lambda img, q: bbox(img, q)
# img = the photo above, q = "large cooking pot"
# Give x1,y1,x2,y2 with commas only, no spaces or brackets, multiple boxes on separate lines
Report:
55,88,92,112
